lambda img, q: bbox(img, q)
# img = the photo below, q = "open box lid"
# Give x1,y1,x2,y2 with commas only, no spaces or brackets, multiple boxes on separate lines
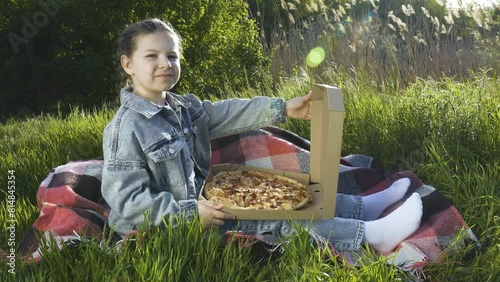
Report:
309,84,344,217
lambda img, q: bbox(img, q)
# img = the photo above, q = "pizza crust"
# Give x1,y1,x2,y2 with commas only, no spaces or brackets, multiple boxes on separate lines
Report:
204,170,312,210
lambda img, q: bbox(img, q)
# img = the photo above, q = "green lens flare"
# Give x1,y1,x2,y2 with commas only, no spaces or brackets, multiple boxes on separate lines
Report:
306,47,325,67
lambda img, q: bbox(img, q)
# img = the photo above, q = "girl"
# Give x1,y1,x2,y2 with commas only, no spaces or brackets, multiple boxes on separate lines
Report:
102,18,422,253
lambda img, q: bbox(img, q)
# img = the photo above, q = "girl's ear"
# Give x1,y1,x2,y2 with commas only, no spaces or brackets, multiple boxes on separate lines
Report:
121,55,134,76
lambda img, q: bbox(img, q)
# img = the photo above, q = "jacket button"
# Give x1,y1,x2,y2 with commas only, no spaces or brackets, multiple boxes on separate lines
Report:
168,148,175,154
183,128,189,134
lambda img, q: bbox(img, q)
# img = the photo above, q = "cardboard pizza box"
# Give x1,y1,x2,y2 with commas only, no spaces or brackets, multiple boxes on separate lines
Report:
200,84,344,220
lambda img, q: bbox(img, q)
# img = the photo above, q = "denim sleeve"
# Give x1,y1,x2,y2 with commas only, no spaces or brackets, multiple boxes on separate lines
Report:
102,133,198,237
201,96,286,139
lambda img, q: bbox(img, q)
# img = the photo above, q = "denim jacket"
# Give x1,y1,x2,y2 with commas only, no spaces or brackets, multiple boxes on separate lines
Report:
102,88,286,237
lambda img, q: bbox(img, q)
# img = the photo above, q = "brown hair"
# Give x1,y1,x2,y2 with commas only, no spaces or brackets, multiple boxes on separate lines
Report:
117,18,181,87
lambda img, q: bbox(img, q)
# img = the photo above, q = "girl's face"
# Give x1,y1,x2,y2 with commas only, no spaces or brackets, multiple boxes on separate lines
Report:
121,31,181,101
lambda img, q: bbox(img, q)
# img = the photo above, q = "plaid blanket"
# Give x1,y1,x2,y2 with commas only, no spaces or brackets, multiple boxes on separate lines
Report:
4,127,479,278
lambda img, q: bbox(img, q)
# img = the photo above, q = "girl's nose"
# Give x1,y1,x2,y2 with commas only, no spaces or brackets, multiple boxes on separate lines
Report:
159,56,171,69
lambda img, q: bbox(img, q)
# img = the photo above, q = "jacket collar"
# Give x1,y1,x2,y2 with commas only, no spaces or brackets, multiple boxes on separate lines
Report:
120,87,190,119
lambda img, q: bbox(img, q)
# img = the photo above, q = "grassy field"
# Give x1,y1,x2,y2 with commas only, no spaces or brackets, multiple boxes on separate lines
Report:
2,1,500,280
1,74,499,281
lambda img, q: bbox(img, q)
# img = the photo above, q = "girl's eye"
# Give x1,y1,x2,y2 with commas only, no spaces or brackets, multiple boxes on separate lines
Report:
146,54,157,58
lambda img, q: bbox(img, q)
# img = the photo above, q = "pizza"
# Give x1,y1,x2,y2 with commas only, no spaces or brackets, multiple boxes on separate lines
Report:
204,170,312,210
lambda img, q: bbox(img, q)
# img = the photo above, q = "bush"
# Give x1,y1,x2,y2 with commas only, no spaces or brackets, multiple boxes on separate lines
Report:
0,0,267,117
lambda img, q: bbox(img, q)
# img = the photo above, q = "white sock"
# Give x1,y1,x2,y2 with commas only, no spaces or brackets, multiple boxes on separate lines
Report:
362,178,411,221
363,193,423,253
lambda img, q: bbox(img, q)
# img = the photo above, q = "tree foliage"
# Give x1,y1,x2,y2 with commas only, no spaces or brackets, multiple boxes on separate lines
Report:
0,0,266,116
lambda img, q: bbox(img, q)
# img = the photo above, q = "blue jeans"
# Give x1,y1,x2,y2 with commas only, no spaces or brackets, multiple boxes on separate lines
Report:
221,193,364,251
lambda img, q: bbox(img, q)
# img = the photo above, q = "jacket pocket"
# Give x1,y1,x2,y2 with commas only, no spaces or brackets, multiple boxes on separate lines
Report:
145,139,184,163
144,138,190,198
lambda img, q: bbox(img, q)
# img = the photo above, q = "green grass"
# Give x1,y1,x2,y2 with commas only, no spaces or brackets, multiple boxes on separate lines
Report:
1,74,499,281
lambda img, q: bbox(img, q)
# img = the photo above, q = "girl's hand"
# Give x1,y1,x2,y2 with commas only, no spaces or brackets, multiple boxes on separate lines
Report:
285,90,313,119
197,200,236,230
